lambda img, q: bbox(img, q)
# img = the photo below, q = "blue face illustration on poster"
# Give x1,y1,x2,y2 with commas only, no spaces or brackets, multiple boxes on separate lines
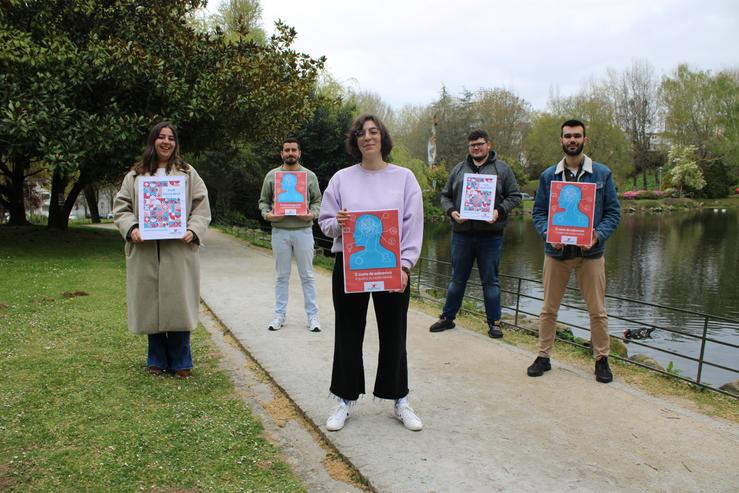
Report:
552,184,589,227
277,173,305,203
349,214,397,270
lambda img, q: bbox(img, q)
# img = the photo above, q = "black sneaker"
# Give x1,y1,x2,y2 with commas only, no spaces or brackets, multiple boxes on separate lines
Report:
487,321,503,339
527,356,551,377
595,357,613,383
429,316,455,333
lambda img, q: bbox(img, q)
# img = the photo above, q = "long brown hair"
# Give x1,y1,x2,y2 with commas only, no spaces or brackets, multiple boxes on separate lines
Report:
132,121,188,175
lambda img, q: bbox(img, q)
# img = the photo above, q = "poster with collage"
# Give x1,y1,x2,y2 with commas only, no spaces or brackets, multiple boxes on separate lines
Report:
138,176,187,240
459,173,497,221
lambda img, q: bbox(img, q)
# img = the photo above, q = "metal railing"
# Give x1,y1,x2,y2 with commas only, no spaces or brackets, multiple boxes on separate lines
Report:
221,226,739,398
412,256,739,398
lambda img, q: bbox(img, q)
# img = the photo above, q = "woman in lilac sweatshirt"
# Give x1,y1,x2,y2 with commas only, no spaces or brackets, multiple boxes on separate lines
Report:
319,114,425,432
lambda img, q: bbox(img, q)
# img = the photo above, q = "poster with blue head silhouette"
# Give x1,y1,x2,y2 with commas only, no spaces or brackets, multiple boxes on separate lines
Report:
342,209,402,293
138,176,187,240
546,181,596,246
274,171,308,216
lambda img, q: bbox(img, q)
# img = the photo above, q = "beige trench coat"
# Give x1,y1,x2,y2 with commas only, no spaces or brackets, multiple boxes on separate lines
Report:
113,164,211,334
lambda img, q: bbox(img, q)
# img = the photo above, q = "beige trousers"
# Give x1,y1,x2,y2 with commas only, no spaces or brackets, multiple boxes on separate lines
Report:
538,255,610,360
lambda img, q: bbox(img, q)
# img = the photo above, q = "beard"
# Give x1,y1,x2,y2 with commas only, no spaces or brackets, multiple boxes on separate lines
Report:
562,142,584,156
283,156,299,165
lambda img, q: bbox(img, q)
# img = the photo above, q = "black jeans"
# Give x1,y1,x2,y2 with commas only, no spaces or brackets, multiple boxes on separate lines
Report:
330,255,410,401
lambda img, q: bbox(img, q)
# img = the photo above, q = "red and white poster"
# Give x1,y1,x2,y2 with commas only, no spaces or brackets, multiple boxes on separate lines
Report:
546,181,596,246
274,171,308,216
459,173,497,221
342,209,402,293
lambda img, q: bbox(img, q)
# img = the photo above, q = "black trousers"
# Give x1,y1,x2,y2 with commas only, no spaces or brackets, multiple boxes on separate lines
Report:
330,255,410,401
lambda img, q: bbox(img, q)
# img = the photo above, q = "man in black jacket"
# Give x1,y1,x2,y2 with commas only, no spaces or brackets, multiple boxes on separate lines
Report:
430,130,522,337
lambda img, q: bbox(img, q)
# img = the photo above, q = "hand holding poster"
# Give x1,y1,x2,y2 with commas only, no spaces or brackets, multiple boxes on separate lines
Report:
459,173,497,221
342,209,402,293
274,171,308,216
546,181,596,246
138,176,187,240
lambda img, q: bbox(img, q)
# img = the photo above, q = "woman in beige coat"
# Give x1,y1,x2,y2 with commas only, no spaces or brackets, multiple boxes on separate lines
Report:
114,121,211,378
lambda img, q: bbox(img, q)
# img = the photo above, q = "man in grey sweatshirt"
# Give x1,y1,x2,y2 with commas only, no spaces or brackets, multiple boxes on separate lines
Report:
430,129,521,338
258,138,322,332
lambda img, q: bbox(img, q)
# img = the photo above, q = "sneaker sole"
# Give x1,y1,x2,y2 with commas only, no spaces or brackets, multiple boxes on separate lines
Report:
326,416,348,431
429,324,456,333
595,375,613,383
527,366,551,377
310,327,321,332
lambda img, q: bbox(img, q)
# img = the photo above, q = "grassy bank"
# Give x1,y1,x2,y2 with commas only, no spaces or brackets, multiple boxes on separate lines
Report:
619,194,739,213
0,227,304,492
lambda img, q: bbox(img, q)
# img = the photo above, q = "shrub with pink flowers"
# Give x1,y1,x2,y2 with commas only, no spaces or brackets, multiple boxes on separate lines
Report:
621,190,672,200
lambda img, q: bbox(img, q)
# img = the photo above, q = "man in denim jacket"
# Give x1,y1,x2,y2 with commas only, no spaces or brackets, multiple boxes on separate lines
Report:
529,119,621,383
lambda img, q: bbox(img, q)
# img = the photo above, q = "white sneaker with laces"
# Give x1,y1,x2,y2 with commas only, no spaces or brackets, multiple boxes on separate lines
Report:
394,401,423,431
326,400,350,431
268,316,285,331
308,317,321,332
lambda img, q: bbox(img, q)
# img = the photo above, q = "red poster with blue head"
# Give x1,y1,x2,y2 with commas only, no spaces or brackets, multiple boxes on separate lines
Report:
342,209,402,293
546,181,596,247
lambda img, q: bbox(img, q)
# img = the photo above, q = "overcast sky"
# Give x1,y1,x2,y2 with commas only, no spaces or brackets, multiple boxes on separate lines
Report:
208,0,739,110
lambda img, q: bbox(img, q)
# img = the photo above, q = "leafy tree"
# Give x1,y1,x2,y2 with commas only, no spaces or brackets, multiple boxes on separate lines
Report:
660,65,739,193
549,88,632,180
348,90,395,125
296,90,356,189
663,144,705,195
470,88,531,162
605,60,659,188
522,112,563,179
0,0,322,229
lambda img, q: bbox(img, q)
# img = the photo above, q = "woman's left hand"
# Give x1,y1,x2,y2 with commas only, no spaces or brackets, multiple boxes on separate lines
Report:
181,230,194,244
389,270,409,293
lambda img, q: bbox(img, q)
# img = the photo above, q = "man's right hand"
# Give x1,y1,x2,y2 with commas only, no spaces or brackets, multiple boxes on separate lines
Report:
451,211,468,224
548,242,564,250
266,210,284,222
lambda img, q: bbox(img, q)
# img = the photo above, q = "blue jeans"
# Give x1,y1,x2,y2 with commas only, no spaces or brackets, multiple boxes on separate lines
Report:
271,227,319,320
147,332,192,371
442,232,503,323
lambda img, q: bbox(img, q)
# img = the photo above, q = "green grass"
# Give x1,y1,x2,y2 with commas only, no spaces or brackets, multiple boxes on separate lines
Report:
0,226,304,492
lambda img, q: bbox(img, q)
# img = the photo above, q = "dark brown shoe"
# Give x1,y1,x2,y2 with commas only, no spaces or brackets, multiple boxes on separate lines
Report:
175,369,192,379
148,366,164,375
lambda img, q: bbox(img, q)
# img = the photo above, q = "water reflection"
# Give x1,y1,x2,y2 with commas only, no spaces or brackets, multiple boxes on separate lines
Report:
420,210,739,388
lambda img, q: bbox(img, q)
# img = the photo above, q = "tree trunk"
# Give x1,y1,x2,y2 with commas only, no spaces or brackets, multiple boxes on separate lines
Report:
47,167,70,231
3,159,30,225
84,183,100,223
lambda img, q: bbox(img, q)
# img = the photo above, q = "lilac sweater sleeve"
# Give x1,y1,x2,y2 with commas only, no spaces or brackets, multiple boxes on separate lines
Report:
400,173,424,269
318,173,342,238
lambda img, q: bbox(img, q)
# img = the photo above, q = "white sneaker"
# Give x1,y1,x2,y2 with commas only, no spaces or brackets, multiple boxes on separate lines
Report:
326,401,350,431
308,317,321,332
268,316,285,331
395,401,423,431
